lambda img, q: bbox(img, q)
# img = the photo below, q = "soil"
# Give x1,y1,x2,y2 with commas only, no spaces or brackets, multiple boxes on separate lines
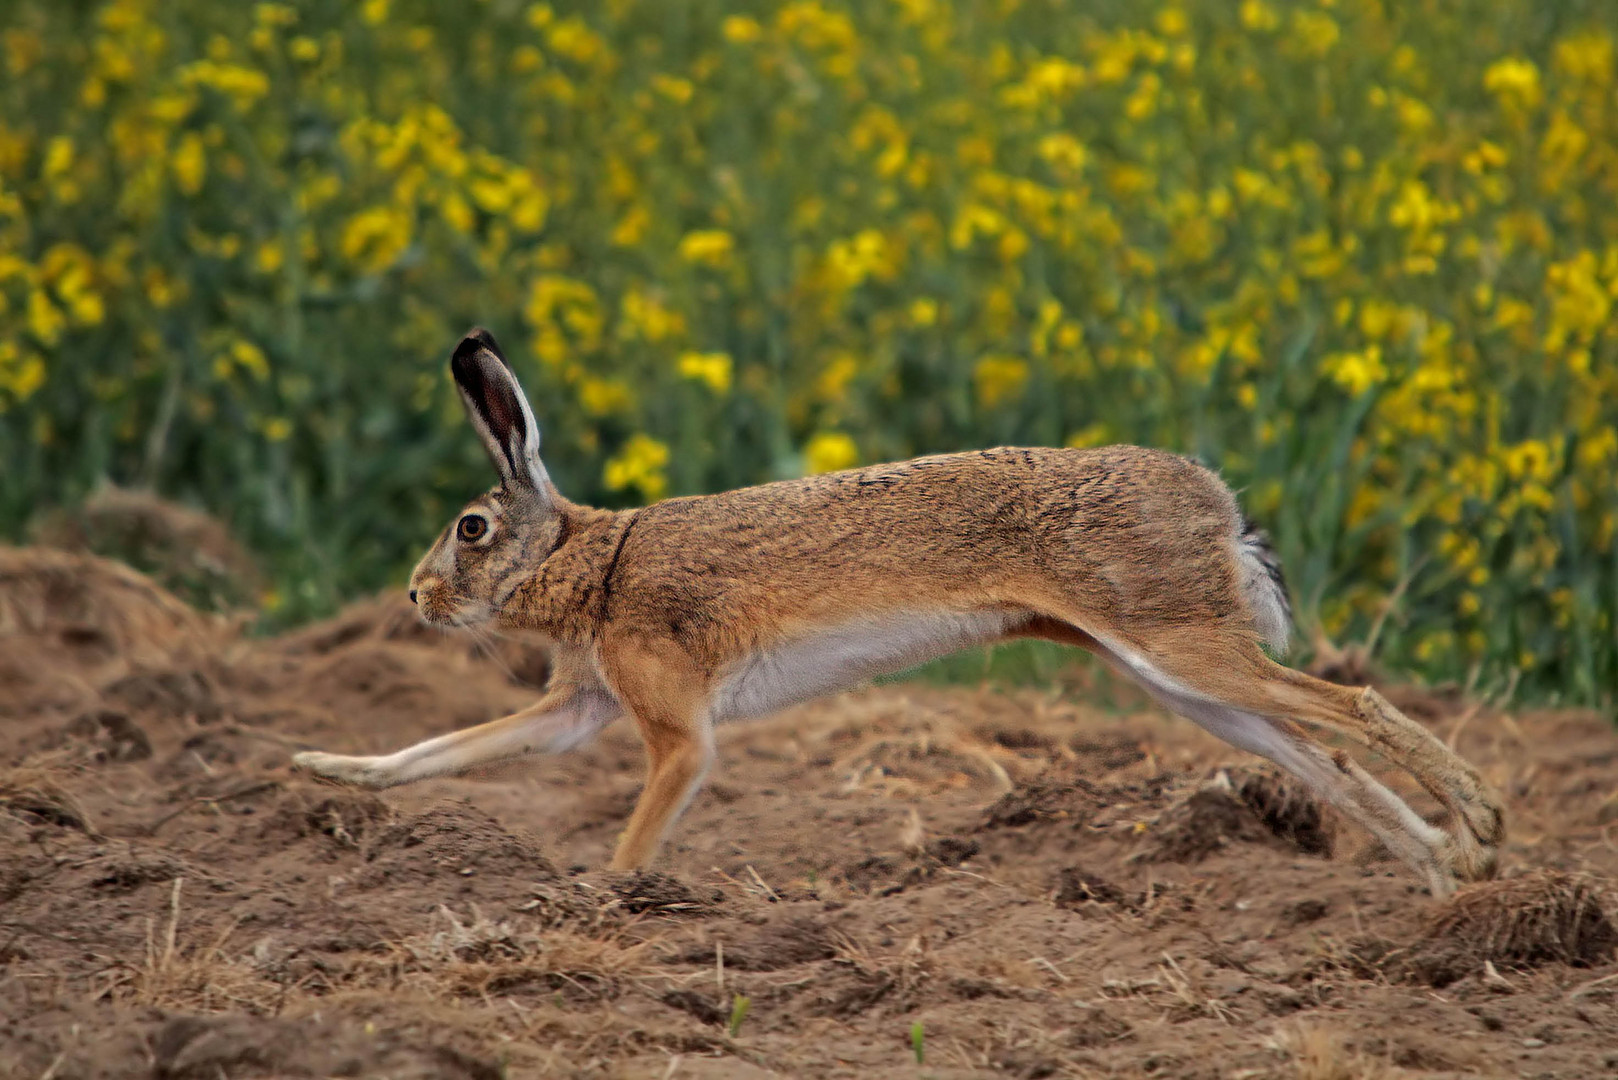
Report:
2,545,1616,1079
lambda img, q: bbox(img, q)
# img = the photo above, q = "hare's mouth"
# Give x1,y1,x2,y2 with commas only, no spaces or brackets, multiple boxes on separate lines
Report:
417,593,493,629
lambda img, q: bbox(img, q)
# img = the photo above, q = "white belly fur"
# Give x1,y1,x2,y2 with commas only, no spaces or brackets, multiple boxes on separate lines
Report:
711,609,1020,722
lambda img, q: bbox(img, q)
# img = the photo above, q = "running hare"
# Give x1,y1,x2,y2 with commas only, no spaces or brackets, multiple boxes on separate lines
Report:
293,328,1503,894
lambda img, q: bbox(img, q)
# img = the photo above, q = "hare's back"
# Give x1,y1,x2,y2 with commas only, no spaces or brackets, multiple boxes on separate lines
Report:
624,444,1242,577
698,444,1237,531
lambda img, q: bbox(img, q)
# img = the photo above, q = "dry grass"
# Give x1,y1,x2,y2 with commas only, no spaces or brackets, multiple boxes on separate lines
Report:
0,545,225,665
0,753,98,837
1230,768,1334,858
90,878,273,1012
1404,869,1618,986
1267,1024,1392,1080
84,884,660,1028
381,903,654,1002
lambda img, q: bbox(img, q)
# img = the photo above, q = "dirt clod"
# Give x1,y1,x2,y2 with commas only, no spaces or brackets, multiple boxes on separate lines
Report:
87,850,193,893
261,789,393,849
1232,768,1333,857
62,708,152,762
691,915,839,970
106,668,221,723
1055,866,1132,911
979,774,1108,829
925,835,980,866
1138,770,1330,864
152,1014,502,1080
1405,870,1618,986
361,804,559,886
660,988,727,1025
611,870,721,916
0,770,95,834
1280,897,1330,926
1137,786,1273,863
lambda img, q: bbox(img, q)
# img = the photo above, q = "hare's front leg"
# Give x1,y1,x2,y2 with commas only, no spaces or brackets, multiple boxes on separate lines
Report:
598,637,717,870
292,681,620,788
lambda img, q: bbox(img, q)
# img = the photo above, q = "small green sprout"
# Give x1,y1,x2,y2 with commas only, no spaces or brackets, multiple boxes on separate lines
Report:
728,993,751,1038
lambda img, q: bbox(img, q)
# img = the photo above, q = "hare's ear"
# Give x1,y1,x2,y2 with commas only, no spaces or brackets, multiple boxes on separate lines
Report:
450,328,554,500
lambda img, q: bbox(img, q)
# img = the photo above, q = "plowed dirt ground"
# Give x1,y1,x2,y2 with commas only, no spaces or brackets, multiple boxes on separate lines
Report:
2,546,1615,1079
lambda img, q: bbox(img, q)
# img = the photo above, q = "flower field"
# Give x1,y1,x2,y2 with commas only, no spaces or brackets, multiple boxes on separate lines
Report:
0,0,1613,704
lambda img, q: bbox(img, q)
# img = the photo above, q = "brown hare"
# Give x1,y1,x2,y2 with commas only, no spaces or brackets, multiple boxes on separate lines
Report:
293,328,1503,895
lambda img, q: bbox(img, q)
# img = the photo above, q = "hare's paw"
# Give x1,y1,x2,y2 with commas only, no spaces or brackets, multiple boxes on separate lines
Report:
292,750,389,788
1441,828,1501,886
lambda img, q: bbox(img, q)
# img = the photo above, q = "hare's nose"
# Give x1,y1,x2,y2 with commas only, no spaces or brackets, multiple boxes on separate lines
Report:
408,589,419,605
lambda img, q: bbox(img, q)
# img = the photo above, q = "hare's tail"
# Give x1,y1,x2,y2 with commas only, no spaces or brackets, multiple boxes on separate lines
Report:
1237,518,1291,654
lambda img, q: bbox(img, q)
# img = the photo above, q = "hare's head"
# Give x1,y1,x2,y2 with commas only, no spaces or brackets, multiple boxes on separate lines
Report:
410,329,564,629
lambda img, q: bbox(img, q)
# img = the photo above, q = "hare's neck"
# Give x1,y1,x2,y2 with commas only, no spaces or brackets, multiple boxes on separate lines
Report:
502,507,631,645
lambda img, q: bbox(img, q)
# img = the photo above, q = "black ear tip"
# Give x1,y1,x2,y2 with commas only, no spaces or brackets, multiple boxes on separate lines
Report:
452,327,505,367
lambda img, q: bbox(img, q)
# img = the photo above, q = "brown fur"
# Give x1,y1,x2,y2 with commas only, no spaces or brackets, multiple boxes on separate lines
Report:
293,330,1504,894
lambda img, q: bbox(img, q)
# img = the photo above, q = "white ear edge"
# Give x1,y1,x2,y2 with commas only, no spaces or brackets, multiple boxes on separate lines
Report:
450,329,555,502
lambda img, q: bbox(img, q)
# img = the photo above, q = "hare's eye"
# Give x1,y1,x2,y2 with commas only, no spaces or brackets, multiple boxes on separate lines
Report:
457,514,489,542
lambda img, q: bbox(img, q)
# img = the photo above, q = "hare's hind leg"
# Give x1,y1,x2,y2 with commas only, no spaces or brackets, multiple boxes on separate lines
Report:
1260,665,1503,881
1020,617,1457,891
292,680,620,788
597,637,717,871
1160,696,1455,895
1104,627,1502,887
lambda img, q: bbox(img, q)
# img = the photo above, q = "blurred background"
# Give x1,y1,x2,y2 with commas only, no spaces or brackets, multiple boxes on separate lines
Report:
0,0,1612,707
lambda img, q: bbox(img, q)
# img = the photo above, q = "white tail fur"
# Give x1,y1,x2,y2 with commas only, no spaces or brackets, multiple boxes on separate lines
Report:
1237,519,1291,654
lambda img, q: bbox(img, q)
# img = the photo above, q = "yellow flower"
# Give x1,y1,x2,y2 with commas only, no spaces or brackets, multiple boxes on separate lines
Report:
0,341,46,401
651,74,693,104
825,229,896,290
1065,422,1110,448
340,205,412,272
229,339,270,380
1239,0,1279,32
1036,133,1088,172
172,132,206,195
677,229,736,267
1288,10,1338,56
603,433,670,501
256,239,284,273
804,431,858,474
1554,30,1614,85
1323,346,1387,396
578,376,633,416
253,3,297,28
1483,57,1542,108
973,354,1030,408
722,15,763,44
1155,7,1188,37
26,290,64,346
612,204,650,247
43,135,74,179
678,351,733,394
179,60,270,111
619,286,684,343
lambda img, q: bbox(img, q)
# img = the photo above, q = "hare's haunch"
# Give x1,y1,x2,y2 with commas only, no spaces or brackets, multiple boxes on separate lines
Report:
293,329,1503,894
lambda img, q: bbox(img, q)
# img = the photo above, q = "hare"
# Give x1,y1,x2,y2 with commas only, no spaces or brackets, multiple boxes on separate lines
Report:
293,328,1503,895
